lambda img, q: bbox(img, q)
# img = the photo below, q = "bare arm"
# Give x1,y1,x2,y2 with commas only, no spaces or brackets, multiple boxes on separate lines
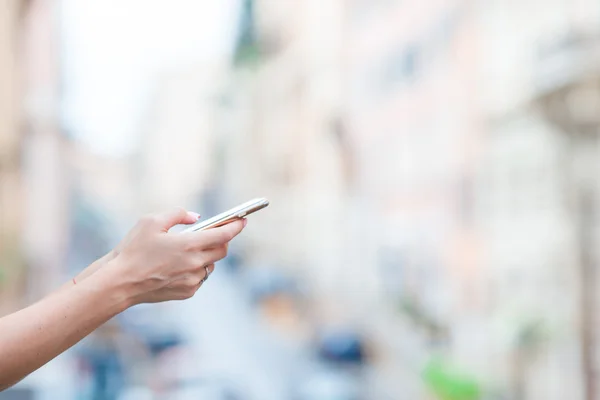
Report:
50,251,115,296
0,266,130,390
0,208,246,391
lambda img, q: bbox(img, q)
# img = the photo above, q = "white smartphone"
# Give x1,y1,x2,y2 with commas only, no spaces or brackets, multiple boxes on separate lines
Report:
183,198,270,233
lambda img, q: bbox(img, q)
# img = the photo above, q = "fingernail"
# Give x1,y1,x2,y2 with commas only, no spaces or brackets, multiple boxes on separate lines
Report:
242,218,248,227
188,211,201,220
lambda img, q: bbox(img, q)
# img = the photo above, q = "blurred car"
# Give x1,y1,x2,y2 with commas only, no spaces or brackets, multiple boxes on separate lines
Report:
316,330,367,365
75,320,127,400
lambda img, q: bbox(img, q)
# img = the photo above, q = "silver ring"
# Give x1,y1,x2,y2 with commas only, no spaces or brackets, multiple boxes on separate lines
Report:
201,265,210,284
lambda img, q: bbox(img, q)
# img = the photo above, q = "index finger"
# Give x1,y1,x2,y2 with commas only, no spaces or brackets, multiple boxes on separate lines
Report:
189,219,247,248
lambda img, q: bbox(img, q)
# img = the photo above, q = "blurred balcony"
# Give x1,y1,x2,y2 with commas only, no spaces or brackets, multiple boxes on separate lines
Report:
532,31,600,134
531,29,600,400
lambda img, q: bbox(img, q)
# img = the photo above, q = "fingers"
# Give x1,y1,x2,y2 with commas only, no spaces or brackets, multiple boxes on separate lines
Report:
167,262,215,294
200,246,228,265
199,264,215,284
182,264,215,299
152,208,200,231
190,219,247,248
202,264,215,277
182,264,215,287
186,211,201,223
195,263,215,289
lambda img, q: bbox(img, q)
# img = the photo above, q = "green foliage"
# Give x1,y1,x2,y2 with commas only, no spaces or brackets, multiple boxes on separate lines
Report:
234,43,262,67
422,358,482,400
233,0,262,68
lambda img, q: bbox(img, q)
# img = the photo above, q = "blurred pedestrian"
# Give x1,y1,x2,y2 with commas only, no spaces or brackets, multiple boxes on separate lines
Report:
0,208,247,391
77,320,127,400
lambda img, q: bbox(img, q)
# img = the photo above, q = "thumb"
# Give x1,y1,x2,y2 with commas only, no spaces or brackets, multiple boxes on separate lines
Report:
156,207,200,231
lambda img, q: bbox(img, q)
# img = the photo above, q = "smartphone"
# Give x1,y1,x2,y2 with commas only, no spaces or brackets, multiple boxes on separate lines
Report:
183,198,269,233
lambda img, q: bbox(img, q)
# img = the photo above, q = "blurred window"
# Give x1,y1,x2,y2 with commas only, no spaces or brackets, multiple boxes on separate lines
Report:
380,44,420,93
376,6,465,96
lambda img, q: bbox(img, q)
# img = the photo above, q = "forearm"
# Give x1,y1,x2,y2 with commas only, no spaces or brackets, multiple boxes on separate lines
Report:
0,267,131,390
51,252,115,296
0,206,240,391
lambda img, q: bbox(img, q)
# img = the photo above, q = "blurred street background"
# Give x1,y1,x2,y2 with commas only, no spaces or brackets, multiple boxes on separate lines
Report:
2,0,600,399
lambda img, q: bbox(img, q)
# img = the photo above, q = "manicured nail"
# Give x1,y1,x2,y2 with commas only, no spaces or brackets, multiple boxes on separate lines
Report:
188,211,201,220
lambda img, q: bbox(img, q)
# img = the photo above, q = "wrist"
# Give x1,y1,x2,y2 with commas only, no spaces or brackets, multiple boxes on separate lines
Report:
85,257,137,312
74,251,116,283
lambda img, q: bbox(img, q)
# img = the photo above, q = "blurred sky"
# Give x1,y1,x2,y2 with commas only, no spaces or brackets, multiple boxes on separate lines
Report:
59,0,241,157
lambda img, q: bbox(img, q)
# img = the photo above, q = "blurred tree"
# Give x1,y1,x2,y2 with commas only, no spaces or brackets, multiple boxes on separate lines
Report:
233,0,261,66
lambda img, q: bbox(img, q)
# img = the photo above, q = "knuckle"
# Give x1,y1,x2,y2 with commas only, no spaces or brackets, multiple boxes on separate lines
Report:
173,206,187,217
147,214,161,226
184,276,198,288
190,262,205,272
140,214,154,225
202,252,216,265
181,239,197,253
207,247,227,263
198,254,211,265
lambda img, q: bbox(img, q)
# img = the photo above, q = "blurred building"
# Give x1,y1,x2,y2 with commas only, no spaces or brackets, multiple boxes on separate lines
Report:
19,0,70,299
137,67,225,213
479,0,600,399
0,0,68,309
343,0,485,397
216,0,484,397
219,0,353,313
66,144,134,269
0,0,25,315
220,1,600,399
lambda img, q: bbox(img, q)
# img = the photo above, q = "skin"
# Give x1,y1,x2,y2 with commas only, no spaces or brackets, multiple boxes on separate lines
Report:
0,207,246,391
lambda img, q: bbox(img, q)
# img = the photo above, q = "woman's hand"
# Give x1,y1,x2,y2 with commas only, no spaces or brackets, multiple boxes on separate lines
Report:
98,208,246,305
0,207,247,391
55,210,200,293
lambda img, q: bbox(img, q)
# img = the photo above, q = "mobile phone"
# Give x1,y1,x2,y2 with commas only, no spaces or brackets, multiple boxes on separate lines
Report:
183,198,270,233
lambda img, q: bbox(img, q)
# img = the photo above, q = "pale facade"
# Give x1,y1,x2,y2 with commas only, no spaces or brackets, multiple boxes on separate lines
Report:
219,0,354,310
0,0,25,315
477,0,600,398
